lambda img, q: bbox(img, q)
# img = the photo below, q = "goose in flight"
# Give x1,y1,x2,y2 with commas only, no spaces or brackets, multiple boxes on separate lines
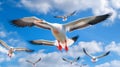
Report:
62,56,80,64
11,13,112,52
54,11,76,21
26,57,41,67
83,48,110,63
0,40,34,57
30,35,78,50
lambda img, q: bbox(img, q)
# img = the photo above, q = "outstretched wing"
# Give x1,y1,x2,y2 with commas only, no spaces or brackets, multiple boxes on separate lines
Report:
64,13,112,32
14,48,34,52
29,40,55,46
54,16,64,18
96,51,110,58
35,58,41,63
26,60,33,64
62,58,71,63
73,56,80,62
83,48,93,58
66,11,76,17
0,40,10,49
11,16,50,30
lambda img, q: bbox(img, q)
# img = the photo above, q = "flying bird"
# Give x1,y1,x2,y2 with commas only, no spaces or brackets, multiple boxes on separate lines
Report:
62,56,80,64
11,13,112,51
54,11,76,21
83,48,110,63
26,57,41,67
0,40,34,57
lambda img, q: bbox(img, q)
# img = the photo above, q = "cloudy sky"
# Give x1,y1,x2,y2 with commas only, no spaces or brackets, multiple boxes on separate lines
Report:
0,0,120,67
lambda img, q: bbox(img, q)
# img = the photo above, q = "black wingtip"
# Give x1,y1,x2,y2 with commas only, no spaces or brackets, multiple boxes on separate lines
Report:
88,12,112,25
71,35,79,42
26,49,34,52
106,51,110,55
83,48,86,52
29,41,34,44
77,56,80,60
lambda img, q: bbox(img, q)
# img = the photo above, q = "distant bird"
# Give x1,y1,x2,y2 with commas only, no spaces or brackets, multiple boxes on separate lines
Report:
11,13,112,51
54,11,76,21
62,56,80,64
26,58,41,67
0,40,34,57
83,48,110,63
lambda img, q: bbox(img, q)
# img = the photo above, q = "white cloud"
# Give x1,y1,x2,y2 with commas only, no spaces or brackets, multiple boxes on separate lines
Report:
18,0,119,23
95,60,120,67
0,31,6,38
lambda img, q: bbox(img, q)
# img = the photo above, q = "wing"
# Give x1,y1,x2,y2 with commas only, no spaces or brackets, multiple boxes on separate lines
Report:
0,40,10,49
29,40,55,46
64,13,112,32
62,58,71,63
83,48,93,58
26,60,33,64
66,11,76,17
35,58,41,63
11,16,50,30
96,51,110,58
54,16,64,18
14,48,34,52
73,56,80,62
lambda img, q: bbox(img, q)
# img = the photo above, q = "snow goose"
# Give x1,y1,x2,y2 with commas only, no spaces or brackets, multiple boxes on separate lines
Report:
26,57,41,67
83,48,110,63
62,56,80,64
11,13,112,51
0,40,34,57
54,11,76,21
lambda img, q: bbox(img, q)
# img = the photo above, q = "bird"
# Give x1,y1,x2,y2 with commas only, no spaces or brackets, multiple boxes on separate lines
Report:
0,40,34,58
11,13,112,52
62,56,80,64
30,35,79,50
26,57,41,67
83,48,110,63
54,11,76,21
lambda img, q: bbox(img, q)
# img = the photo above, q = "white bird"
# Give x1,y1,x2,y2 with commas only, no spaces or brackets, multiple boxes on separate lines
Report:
0,40,34,57
62,56,80,64
26,57,41,67
83,48,110,63
54,11,76,21
11,13,112,51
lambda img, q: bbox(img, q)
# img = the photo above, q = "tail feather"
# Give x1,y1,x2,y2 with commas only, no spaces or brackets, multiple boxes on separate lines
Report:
67,35,79,47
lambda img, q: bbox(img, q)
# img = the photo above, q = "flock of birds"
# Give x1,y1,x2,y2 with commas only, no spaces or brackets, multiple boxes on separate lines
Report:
0,11,112,67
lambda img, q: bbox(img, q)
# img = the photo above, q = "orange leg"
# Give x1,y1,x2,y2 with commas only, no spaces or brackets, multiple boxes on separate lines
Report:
65,40,68,52
57,40,62,51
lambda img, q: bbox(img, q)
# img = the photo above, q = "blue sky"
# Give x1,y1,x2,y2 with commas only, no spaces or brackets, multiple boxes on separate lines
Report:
0,0,120,67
